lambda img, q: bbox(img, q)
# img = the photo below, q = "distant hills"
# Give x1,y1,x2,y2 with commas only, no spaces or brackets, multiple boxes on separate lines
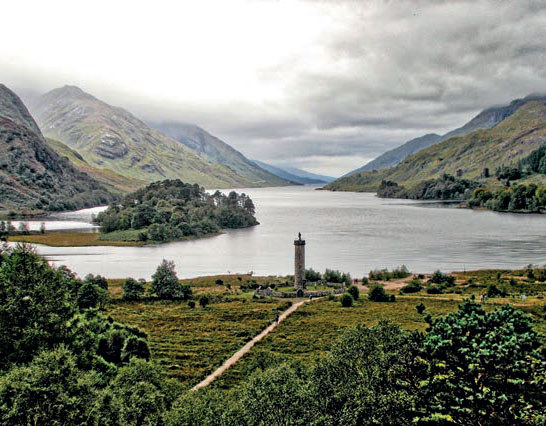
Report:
326,99,546,192
0,84,116,211
252,160,335,184
150,122,289,187
346,94,546,176
28,86,291,189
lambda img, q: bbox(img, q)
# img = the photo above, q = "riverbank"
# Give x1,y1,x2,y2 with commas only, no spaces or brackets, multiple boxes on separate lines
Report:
8,230,225,247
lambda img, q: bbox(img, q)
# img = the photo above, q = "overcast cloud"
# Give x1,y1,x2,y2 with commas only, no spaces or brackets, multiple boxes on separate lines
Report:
2,0,545,176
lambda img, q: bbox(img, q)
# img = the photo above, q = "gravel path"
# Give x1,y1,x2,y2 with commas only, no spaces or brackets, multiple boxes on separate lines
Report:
191,299,308,391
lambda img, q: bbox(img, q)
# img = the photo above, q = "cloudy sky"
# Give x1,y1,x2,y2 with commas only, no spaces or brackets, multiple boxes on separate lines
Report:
2,0,545,176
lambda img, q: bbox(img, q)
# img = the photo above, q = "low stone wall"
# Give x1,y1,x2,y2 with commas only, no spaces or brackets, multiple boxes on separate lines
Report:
256,285,346,298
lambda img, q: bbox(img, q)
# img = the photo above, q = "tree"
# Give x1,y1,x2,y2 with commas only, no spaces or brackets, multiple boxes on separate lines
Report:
400,278,423,294
199,295,210,308
340,293,353,307
311,322,424,425
123,278,145,301
77,280,108,309
420,301,545,424
0,244,76,369
368,284,390,302
238,365,314,425
84,273,108,290
149,260,183,299
0,346,98,424
347,285,359,301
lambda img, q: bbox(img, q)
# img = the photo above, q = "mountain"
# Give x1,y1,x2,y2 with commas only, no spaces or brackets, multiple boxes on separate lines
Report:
149,122,292,187
28,86,280,188
346,133,441,175
0,84,116,211
252,160,333,184
45,138,144,194
325,100,546,192
281,166,336,183
345,94,546,176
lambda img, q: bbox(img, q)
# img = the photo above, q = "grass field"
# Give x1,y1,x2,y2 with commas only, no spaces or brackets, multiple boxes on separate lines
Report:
106,298,289,388
103,270,546,391
8,232,144,247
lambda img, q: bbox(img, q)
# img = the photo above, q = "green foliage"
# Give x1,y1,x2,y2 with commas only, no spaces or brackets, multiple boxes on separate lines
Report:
429,270,456,286
416,302,426,314
324,268,352,284
340,293,353,307
400,278,423,294
470,183,546,213
93,358,181,425
122,278,145,301
368,284,390,302
369,265,410,281
0,346,99,425
305,268,322,282
199,295,210,308
347,285,359,301
486,283,508,298
148,259,191,300
77,280,108,309
310,322,424,425
377,174,479,200
97,179,258,242
0,244,77,368
187,300,195,309
421,301,545,424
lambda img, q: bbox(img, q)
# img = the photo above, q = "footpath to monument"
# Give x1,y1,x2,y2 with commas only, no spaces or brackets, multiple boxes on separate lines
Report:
192,298,315,391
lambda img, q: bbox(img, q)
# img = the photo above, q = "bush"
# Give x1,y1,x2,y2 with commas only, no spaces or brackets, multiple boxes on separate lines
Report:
340,293,353,307
361,276,369,285
400,278,423,294
426,285,442,294
368,284,390,302
187,301,195,309
428,270,455,286
215,279,223,285
199,295,210,308
416,303,426,314
486,284,508,298
390,294,396,302
122,278,145,301
305,268,322,282
347,285,359,301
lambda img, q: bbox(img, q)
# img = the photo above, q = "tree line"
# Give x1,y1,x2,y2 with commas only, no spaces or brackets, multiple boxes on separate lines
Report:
96,179,258,242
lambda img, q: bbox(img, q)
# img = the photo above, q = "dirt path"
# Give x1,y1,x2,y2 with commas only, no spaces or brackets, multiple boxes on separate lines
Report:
191,299,309,391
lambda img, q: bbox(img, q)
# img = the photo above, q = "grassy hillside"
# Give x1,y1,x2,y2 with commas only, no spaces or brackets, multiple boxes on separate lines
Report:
151,122,293,187
30,86,276,188
45,138,144,194
326,101,546,192
345,93,546,176
0,85,116,211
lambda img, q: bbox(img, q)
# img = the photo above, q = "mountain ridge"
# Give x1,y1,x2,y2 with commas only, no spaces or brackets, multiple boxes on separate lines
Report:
325,100,546,192
29,86,287,188
0,84,116,211
346,93,546,176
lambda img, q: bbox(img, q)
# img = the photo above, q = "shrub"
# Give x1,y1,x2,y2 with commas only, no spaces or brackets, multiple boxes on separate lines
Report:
199,295,210,308
187,301,195,309
305,268,322,282
486,284,507,298
122,278,145,301
361,276,369,285
390,294,396,302
215,279,223,285
340,294,353,307
400,278,423,294
426,285,442,294
347,285,359,301
428,270,455,286
368,284,390,302
416,303,426,314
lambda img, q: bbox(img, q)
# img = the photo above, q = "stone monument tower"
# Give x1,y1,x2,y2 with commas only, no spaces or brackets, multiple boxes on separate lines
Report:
294,232,305,289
